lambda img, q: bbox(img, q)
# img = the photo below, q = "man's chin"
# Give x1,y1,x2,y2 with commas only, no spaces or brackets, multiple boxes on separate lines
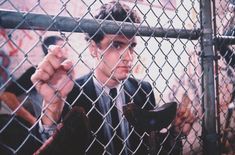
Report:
116,73,129,81
111,71,130,82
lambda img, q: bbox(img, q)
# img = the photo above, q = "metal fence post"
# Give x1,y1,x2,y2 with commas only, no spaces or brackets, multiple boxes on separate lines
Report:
200,0,219,154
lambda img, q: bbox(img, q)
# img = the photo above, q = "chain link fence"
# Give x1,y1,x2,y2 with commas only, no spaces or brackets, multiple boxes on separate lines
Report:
216,0,235,154
0,0,233,154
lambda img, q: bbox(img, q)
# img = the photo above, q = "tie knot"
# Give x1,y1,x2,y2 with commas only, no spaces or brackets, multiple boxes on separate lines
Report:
109,88,117,99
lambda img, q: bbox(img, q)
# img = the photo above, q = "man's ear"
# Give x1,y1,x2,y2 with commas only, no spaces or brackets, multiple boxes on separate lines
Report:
89,41,98,58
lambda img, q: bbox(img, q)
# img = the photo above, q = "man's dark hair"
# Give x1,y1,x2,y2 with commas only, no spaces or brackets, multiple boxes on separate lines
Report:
42,35,63,55
85,1,141,44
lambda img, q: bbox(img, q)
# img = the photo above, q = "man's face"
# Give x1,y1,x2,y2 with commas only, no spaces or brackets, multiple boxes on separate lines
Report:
93,34,137,84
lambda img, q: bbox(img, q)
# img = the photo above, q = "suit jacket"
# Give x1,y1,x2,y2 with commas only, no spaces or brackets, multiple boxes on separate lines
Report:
0,72,181,155
63,72,156,155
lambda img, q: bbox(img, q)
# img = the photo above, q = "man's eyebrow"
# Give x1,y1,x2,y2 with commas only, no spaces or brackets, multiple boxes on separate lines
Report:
112,40,126,45
112,40,137,46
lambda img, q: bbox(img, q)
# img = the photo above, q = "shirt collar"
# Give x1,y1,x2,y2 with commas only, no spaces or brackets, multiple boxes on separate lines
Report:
92,77,122,94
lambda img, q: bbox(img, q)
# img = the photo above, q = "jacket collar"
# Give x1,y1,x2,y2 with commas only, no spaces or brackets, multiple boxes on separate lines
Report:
82,72,140,105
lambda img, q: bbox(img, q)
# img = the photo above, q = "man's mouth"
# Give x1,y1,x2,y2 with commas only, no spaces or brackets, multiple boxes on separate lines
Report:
117,66,131,70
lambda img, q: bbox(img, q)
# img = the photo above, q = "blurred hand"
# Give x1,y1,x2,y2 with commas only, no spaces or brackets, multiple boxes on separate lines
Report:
31,45,75,125
173,94,197,136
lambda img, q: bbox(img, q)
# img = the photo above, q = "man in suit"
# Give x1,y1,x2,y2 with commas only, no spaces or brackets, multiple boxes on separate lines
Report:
31,1,195,154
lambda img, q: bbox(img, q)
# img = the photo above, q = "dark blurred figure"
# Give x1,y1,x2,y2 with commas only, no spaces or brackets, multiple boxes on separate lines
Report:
0,35,64,155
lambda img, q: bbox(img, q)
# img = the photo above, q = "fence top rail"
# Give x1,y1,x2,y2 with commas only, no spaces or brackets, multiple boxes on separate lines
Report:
215,35,235,45
0,9,200,40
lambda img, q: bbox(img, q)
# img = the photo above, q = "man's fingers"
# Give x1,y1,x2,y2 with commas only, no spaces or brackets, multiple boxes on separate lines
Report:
186,112,197,124
177,94,192,116
39,83,60,103
174,109,195,127
173,116,182,126
32,46,71,84
48,45,68,59
177,105,187,117
43,53,63,71
182,108,190,119
61,59,74,71
60,80,74,98
31,69,50,83
40,45,68,72
37,60,55,77
182,123,192,135
31,45,74,103
172,95,197,136
181,94,191,107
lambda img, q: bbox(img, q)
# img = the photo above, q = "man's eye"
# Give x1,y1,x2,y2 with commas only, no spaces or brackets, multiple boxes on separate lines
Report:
111,42,121,49
130,43,136,49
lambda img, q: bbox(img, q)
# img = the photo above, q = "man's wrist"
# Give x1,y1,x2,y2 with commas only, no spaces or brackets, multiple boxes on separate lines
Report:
39,120,57,141
41,101,64,125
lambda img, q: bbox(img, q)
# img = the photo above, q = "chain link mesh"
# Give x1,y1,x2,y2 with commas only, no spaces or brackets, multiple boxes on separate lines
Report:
0,0,228,154
216,0,235,154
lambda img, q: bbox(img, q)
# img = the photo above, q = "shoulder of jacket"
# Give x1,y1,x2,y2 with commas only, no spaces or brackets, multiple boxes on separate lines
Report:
127,77,151,87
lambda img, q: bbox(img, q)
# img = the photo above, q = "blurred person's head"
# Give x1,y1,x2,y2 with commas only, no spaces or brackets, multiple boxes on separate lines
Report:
86,1,141,87
42,35,64,55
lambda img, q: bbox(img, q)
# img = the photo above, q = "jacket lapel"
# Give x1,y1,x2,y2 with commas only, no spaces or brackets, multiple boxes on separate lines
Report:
82,72,98,106
124,79,142,106
82,73,114,153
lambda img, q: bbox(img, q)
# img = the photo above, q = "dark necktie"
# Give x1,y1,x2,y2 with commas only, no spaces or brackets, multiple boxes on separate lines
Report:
109,88,118,128
109,88,122,154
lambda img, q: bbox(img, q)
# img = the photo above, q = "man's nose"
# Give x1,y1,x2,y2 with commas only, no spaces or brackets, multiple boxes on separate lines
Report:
123,48,133,61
